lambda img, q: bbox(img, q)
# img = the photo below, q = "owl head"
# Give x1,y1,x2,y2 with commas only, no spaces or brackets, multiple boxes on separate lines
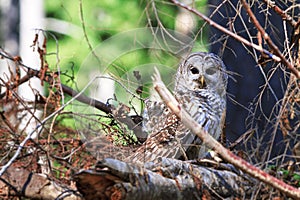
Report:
175,52,227,97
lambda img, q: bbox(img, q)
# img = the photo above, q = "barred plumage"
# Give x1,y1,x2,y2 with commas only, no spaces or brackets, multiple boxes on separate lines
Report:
127,52,227,165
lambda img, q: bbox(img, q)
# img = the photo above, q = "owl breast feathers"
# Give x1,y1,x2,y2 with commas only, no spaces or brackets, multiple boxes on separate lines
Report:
127,52,228,165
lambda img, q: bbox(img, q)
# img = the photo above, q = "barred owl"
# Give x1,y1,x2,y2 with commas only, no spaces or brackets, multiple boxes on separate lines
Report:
127,52,227,164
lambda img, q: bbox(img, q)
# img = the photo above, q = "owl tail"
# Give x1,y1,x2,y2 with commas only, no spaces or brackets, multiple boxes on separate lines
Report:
84,134,137,162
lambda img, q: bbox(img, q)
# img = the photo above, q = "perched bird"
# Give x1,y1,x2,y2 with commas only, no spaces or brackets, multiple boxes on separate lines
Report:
127,52,228,164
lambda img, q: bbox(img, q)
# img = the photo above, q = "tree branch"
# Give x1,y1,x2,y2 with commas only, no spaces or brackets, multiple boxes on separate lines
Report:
170,0,300,79
74,158,253,199
241,0,299,79
0,165,82,199
262,0,298,28
0,50,113,114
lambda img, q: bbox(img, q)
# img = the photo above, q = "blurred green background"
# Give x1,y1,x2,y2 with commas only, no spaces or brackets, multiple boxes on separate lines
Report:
45,0,208,82
44,0,209,128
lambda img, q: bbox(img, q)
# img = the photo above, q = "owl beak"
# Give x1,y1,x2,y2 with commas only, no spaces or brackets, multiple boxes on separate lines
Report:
198,75,207,88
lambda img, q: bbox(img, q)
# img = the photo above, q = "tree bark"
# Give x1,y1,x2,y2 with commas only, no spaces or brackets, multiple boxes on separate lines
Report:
0,166,82,200
74,158,254,200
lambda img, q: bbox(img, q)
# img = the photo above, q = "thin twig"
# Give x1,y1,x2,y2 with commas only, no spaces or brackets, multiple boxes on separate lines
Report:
78,0,101,65
262,0,298,28
170,0,300,79
0,75,106,177
152,68,300,199
0,50,113,114
241,0,299,79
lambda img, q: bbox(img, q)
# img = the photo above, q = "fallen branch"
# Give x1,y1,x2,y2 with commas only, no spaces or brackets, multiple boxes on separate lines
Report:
0,165,81,199
74,158,253,200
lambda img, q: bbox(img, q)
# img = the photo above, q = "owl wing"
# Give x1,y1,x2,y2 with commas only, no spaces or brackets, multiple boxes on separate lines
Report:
127,104,189,164
128,90,226,164
178,90,226,159
142,100,167,134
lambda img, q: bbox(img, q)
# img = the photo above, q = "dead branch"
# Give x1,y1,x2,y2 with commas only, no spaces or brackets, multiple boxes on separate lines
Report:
78,0,101,65
74,158,253,200
152,68,300,199
170,0,300,79
262,0,298,28
241,0,299,80
0,49,113,114
0,165,82,199
0,48,145,179
0,70,110,177
0,49,146,141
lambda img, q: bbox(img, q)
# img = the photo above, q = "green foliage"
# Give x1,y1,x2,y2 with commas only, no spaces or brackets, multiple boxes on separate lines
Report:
45,0,208,74
45,0,144,75
44,0,208,127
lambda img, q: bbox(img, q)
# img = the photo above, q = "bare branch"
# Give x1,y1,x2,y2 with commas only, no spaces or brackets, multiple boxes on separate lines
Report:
74,158,253,199
0,72,111,177
262,0,298,28
170,0,300,79
0,50,113,114
241,0,299,79
78,0,101,65
0,165,81,199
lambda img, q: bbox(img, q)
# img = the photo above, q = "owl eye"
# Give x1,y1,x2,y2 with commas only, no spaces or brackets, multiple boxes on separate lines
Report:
190,67,199,74
205,68,216,75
